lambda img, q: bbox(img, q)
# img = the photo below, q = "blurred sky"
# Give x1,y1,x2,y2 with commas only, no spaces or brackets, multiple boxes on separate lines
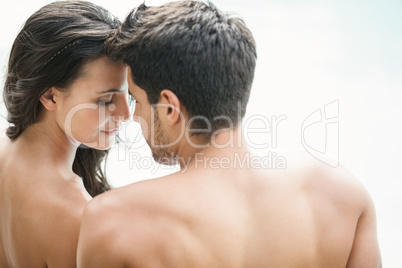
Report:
0,0,401,266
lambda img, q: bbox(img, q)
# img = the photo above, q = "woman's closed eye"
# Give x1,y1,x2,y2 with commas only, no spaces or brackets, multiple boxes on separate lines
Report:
98,98,113,106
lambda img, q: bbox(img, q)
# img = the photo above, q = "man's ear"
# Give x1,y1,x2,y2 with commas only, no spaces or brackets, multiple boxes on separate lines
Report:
39,87,57,111
159,89,183,125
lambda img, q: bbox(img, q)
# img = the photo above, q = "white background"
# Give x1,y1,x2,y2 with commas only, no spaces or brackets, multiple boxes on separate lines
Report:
0,0,401,266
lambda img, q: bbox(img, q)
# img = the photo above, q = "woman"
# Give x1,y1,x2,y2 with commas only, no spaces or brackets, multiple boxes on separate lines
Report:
0,1,129,267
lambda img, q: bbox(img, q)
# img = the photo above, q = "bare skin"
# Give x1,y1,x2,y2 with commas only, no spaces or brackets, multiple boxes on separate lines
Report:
78,145,381,267
78,76,381,267
0,56,129,268
0,132,90,268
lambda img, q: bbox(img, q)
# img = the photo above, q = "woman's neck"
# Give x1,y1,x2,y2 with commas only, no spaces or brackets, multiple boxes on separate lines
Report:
16,119,78,175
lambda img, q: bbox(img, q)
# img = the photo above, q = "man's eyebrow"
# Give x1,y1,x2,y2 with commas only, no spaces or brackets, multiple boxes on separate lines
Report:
98,88,124,94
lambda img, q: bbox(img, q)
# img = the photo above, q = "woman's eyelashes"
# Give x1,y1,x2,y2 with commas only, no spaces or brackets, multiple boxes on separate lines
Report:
98,97,113,106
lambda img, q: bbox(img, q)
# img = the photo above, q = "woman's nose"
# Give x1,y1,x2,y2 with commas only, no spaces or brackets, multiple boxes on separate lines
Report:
110,93,130,122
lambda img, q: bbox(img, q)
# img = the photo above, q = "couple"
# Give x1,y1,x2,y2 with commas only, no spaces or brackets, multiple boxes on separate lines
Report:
0,0,381,267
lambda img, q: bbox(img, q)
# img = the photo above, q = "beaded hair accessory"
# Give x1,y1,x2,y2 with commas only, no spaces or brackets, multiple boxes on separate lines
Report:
36,40,80,73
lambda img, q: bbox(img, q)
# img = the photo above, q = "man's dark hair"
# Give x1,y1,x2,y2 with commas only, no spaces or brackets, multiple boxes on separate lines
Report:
107,0,257,136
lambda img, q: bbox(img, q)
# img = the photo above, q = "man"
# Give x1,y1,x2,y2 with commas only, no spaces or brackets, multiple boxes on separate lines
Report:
77,1,381,267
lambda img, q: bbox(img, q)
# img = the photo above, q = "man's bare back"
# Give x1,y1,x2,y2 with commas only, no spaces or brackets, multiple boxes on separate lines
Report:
78,149,381,267
77,1,381,266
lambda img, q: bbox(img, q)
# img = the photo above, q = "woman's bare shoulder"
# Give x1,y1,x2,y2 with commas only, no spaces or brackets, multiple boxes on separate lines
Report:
33,174,91,266
0,167,91,267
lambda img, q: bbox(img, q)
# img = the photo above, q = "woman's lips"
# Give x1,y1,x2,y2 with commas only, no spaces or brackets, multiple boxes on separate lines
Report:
101,128,119,135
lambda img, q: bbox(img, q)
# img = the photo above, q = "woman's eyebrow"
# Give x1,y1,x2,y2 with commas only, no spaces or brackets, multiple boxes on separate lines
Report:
98,88,124,94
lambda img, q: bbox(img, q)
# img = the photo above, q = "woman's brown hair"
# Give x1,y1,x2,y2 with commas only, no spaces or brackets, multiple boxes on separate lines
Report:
3,0,121,196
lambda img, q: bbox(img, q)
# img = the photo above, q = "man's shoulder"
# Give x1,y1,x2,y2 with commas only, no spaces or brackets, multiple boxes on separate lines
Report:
85,176,191,226
82,176,179,227
79,180,192,267
78,190,127,267
286,152,372,211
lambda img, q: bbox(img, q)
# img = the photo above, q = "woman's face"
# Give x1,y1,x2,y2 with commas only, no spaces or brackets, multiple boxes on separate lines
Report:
54,56,129,150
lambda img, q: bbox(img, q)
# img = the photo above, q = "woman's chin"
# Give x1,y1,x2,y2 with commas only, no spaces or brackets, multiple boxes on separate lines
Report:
79,138,116,150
